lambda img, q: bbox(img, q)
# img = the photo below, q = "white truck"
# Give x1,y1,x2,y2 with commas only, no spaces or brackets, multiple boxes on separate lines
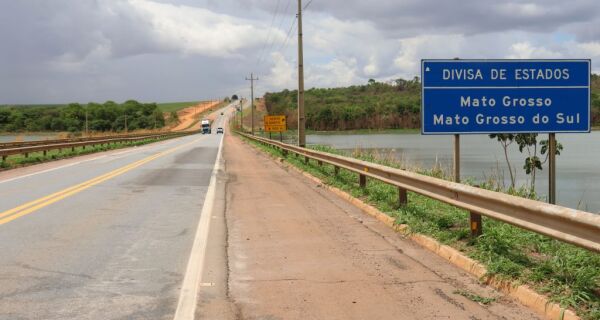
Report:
201,119,211,134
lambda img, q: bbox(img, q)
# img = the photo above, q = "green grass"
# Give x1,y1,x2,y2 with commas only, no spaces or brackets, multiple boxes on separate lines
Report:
240,135,600,320
453,290,496,305
0,137,172,170
157,101,201,113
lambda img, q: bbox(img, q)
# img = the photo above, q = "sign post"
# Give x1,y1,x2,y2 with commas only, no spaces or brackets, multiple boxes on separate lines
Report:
453,134,460,183
422,59,590,232
549,133,557,204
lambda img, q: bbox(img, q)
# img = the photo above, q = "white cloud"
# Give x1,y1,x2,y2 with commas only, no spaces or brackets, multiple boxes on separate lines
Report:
394,35,465,76
307,58,360,87
1,0,600,104
507,41,560,59
265,52,296,89
124,0,280,57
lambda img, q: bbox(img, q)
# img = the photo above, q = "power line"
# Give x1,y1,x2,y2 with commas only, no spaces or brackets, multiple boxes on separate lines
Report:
303,0,313,10
276,0,293,32
256,0,282,67
267,0,293,56
278,16,297,53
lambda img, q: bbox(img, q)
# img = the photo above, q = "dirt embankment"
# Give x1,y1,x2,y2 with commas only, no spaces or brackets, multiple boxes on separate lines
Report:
169,101,221,132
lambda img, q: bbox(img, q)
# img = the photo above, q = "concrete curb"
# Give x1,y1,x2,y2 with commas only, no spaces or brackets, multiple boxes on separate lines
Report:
241,136,580,320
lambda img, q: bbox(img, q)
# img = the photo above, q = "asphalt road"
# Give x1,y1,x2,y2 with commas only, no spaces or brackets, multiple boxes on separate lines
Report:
0,109,229,320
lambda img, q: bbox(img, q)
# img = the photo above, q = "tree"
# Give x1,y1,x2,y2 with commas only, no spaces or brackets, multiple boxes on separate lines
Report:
490,133,563,196
0,109,11,124
489,134,516,189
170,111,179,124
231,94,239,100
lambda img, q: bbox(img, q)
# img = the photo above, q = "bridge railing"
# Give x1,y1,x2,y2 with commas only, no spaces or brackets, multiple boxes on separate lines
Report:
239,132,600,253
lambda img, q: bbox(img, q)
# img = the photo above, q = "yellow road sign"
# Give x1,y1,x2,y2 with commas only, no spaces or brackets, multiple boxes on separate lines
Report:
264,115,287,132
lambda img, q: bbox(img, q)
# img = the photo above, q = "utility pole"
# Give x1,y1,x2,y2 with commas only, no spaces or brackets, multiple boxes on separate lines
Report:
239,100,243,131
246,73,259,135
297,0,306,147
85,106,89,137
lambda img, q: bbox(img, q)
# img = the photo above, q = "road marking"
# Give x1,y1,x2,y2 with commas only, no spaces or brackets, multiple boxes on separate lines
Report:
173,133,224,320
0,138,200,226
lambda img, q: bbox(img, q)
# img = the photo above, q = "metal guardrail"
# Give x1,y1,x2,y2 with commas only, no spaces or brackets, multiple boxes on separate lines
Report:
0,132,170,149
240,132,600,253
0,131,195,160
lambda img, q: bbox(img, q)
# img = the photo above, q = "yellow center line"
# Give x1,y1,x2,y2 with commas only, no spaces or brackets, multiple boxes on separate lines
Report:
0,138,200,226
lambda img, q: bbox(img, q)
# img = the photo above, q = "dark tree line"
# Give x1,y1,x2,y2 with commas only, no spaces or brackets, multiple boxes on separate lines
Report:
264,77,422,131
0,100,165,133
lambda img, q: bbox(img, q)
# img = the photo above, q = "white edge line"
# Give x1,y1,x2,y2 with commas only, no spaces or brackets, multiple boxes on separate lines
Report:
173,133,224,320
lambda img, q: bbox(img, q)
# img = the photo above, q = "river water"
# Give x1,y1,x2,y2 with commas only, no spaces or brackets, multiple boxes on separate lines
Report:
308,132,600,213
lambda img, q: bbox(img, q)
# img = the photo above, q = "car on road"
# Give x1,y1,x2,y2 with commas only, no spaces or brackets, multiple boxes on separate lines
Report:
216,127,224,134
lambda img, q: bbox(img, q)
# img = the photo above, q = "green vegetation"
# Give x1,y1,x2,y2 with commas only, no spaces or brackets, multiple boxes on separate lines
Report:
0,137,170,170
265,74,600,131
593,74,600,126
157,101,200,113
0,103,67,109
240,135,600,320
453,290,496,305
489,133,562,194
265,78,422,131
0,100,165,133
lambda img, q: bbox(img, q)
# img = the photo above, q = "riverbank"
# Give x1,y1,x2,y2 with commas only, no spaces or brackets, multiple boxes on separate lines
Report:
240,134,600,320
307,128,420,135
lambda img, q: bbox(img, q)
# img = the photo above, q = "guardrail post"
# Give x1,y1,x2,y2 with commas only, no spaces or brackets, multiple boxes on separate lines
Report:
398,187,408,207
304,156,309,164
1,155,6,162
334,166,340,175
282,149,288,157
43,150,47,156
25,153,29,158
359,174,367,189
317,160,323,166
470,212,482,237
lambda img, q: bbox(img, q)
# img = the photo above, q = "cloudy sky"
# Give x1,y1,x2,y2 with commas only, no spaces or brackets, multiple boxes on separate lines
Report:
1,0,599,104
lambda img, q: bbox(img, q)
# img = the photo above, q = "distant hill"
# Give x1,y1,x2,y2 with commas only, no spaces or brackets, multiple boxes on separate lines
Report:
264,78,421,131
266,75,600,131
1,101,202,113
0,103,67,109
157,101,201,113
0,100,165,133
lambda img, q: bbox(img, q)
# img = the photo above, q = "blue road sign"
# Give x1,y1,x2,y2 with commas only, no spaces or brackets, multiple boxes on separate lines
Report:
421,59,591,134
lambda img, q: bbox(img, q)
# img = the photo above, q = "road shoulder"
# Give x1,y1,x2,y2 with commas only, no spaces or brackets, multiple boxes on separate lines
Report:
222,133,541,320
